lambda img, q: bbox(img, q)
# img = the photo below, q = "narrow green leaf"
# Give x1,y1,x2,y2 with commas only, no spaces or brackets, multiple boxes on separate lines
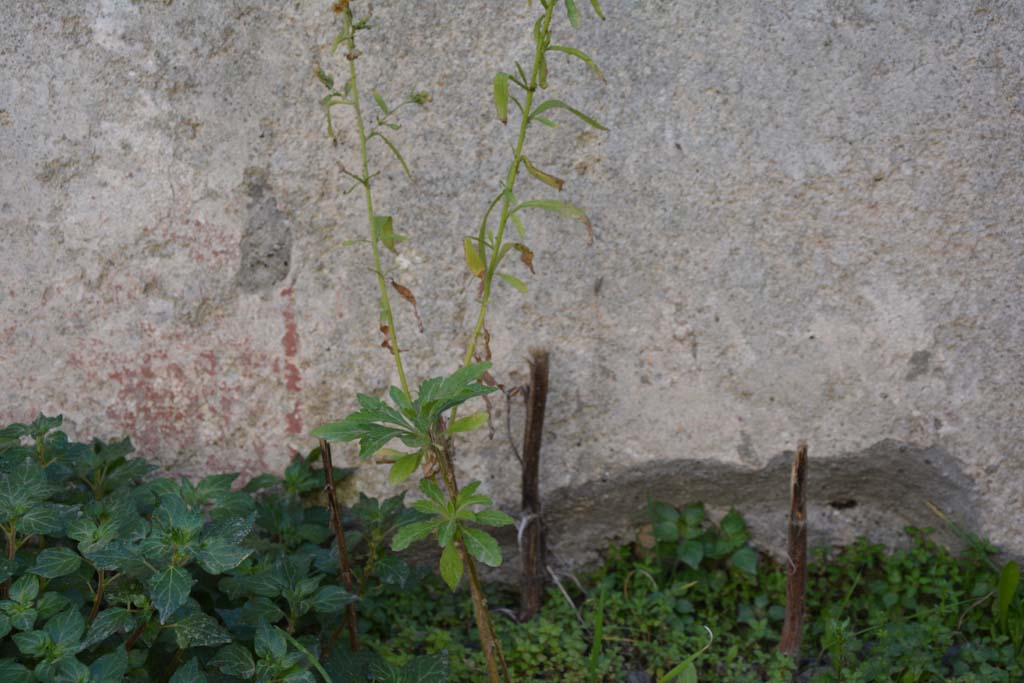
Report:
388,452,421,485
997,560,1020,630
547,44,605,82
513,199,593,243
376,134,412,179
657,627,713,683
493,72,510,124
315,68,334,90
498,273,528,293
445,412,489,435
565,0,580,27
439,542,463,590
30,547,81,579
522,156,565,190
589,0,606,20
531,98,607,131
461,528,502,567
511,213,527,239
371,88,389,114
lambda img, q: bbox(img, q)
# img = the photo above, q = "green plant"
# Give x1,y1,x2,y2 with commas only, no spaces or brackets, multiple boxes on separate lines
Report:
0,414,450,682
311,1,610,681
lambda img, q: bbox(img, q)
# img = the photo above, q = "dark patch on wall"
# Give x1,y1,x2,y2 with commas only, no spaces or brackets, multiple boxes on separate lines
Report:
236,167,292,292
905,350,931,380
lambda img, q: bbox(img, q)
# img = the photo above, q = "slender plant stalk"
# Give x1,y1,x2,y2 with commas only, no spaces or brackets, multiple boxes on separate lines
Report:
88,569,105,623
519,348,549,621
342,9,410,398
460,5,556,370
319,439,360,652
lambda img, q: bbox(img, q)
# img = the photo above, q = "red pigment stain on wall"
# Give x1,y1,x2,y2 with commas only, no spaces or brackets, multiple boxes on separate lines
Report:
281,287,303,435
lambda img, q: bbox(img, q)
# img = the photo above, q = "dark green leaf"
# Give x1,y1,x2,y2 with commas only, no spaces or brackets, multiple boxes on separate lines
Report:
311,585,356,614
89,646,128,683
473,509,515,527
197,537,254,575
9,574,40,604
729,547,759,576
0,660,32,683
13,629,51,656
677,540,704,569
30,547,82,579
243,474,279,493
148,566,195,623
169,658,207,683
44,608,85,646
403,652,450,683
210,643,256,679
172,612,232,649
997,560,1020,630
720,509,746,538
254,622,287,661
81,608,135,650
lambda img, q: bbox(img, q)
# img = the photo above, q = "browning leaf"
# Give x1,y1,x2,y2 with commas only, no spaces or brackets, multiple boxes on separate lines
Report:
390,280,425,333
511,243,535,274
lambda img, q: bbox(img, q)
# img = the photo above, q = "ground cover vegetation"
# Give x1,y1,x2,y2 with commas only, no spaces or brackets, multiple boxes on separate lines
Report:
0,416,1021,682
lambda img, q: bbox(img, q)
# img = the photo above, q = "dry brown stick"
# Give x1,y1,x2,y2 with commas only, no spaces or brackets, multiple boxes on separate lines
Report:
779,441,809,661
519,348,549,622
319,439,360,652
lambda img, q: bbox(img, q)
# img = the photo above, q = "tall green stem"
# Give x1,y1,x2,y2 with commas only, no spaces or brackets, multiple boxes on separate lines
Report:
461,4,556,369
344,10,410,397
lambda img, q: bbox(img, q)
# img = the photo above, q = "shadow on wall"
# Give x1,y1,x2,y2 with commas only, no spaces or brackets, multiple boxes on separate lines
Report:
542,439,981,567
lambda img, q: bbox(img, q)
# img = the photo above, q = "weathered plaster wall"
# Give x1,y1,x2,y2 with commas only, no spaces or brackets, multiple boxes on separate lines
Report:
2,1,1022,562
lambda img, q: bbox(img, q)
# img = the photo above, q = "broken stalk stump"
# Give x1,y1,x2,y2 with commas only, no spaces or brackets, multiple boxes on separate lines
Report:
319,438,360,652
519,348,550,622
779,441,808,661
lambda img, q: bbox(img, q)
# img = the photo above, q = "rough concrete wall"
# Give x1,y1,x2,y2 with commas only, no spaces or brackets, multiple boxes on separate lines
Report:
2,1,1022,563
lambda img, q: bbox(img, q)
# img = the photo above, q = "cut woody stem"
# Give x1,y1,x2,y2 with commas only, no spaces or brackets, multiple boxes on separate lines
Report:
519,348,549,622
779,441,808,660
319,439,360,653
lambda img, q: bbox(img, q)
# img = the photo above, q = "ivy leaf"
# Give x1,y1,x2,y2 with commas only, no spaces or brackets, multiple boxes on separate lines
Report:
729,547,759,576
439,542,463,591
677,540,704,570
512,199,593,243
197,537,254,575
311,585,356,614
391,520,441,552
0,660,32,683
530,99,607,131
9,575,40,604
81,609,135,650
172,612,232,649
169,658,207,683
254,622,287,661
44,608,85,647
148,566,195,623
493,72,510,124
89,646,128,683
30,547,82,579
210,643,256,679
461,528,502,567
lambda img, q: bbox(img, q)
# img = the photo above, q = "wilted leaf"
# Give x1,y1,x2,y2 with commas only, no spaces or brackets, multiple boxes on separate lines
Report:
464,238,486,277
522,156,565,191
391,280,424,333
511,243,535,273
